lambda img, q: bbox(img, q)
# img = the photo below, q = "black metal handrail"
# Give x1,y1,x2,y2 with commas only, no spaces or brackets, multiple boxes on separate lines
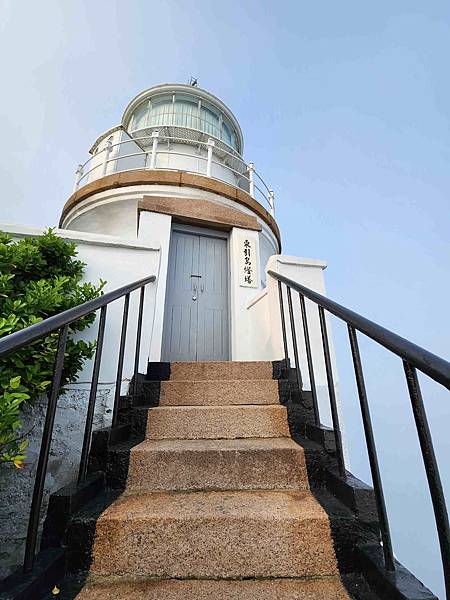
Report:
0,274,156,574
269,270,450,390
268,269,450,599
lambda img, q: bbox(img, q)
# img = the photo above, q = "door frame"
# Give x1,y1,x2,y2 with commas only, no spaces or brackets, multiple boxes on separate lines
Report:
162,222,231,361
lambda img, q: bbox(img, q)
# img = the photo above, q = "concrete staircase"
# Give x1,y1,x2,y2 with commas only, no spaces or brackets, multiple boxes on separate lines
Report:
74,361,351,599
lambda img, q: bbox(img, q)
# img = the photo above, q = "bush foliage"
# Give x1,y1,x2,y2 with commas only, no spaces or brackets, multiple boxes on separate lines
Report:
0,229,105,467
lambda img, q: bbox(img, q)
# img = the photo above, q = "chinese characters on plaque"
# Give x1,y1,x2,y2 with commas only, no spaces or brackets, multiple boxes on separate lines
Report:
239,236,258,288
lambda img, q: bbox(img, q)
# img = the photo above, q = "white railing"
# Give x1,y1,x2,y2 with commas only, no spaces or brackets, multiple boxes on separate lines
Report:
73,132,275,216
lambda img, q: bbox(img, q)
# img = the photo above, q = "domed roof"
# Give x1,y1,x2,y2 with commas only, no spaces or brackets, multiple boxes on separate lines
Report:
121,83,244,154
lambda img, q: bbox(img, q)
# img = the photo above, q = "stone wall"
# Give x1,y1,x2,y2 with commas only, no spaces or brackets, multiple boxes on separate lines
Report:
0,386,113,579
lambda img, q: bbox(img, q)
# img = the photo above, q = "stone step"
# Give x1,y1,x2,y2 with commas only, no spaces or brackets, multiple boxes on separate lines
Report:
125,438,309,492
168,360,273,381
89,490,339,579
159,379,279,406
146,405,290,440
75,576,351,599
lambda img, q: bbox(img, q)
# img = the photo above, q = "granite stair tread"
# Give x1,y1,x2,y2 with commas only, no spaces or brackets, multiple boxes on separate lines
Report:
125,437,309,491
159,378,279,405
146,404,290,439
167,360,274,381
74,576,351,599
89,490,339,578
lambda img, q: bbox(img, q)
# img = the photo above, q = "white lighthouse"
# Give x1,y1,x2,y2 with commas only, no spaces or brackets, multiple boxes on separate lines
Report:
59,82,300,364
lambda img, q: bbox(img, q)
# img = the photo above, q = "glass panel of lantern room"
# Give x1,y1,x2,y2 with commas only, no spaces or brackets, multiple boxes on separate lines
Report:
147,96,173,128
233,132,238,150
221,120,233,148
200,102,220,139
173,96,199,129
132,102,149,130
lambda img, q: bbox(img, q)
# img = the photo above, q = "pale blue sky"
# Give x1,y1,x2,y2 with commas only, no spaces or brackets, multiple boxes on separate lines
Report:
1,1,449,596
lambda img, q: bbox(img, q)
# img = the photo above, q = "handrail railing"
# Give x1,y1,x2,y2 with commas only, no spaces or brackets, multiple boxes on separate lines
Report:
0,274,156,574
72,132,275,216
268,269,450,598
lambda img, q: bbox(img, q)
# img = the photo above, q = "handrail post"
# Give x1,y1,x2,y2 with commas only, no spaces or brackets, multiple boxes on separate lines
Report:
318,306,346,479
73,164,84,193
248,161,255,197
277,281,289,365
348,325,395,571
132,286,146,397
269,190,275,216
23,325,69,573
206,138,215,177
403,361,450,597
299,293,320,426
149,130,159,169
101,138,113,177
78,306,107,485
112,294,130,427
287,286,302,394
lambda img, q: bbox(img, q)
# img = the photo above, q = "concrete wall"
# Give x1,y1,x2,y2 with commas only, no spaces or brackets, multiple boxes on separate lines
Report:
62,183,280,255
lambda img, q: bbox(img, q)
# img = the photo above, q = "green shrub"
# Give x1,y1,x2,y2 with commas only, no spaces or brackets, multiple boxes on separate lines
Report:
0,229,105,467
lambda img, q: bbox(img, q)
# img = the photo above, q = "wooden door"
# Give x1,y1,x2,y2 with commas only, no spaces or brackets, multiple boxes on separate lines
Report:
163,227,229,361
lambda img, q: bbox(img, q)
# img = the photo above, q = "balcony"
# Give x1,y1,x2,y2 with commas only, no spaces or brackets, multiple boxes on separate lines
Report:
73,128,275,216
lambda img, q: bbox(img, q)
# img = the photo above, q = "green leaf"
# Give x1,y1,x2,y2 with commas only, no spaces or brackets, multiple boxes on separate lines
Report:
9,376,21,389
0,228,106,469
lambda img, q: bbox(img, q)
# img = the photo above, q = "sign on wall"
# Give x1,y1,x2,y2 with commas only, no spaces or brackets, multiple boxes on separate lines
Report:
239,235,258,288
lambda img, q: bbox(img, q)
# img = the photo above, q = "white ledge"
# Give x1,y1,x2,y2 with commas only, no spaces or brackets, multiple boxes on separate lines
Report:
274,254,327,269
0,223,160,252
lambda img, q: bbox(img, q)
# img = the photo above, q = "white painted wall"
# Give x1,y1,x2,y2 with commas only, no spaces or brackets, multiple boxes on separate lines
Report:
62,184,279,255
229,227,261,359
242,254,341,429
71,237,160,388
259,228,278,287
66,197,138,238
138,211,172,361
245,289,273,358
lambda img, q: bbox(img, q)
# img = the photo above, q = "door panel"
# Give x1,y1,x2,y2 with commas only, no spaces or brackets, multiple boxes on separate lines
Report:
197,235,229,360
163,231,199,362
163,228,229,361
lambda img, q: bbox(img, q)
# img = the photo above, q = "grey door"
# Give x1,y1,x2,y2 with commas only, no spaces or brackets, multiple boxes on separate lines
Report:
163,228,229,361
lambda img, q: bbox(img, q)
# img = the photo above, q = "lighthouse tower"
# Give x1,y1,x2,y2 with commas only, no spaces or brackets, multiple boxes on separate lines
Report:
60,83,286,363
